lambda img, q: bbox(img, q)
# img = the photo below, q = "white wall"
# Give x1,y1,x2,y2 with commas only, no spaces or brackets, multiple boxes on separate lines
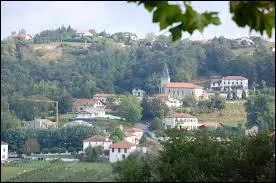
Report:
164,118,175,129
83,141,112,151
1,144,8,162
125,136,138,144
165,88,203,100
109,146,136,163
165,98,182,108
164,117,198,130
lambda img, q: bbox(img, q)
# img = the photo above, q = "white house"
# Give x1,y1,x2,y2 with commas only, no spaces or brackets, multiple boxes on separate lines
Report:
164,113,199,130
72,99,105,113
109,140,136,163
83,135,112,151
124,128,144,144
132,89,146,98
154,94,183,108
210,76,248,92
23,118,58,129
245,126,258,136
1,141,8,162
159,64,204,100
75,107,105,119
137,140,157,154
75,30,93,38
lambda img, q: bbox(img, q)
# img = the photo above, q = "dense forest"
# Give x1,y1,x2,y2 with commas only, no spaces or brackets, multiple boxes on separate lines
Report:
1,26,275,121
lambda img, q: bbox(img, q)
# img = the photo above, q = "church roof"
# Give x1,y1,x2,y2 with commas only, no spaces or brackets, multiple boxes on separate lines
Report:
166,82,202,89
162,63,170,78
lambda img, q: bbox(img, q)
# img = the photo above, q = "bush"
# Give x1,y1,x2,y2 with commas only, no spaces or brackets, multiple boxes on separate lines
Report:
41,148,49,154
149,118,164,131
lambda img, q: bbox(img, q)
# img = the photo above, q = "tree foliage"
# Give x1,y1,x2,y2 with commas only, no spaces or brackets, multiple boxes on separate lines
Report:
118,95,142,122
128,1,275,41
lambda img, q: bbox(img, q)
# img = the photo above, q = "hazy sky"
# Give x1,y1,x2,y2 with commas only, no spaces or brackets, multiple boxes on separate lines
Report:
1,1,275,41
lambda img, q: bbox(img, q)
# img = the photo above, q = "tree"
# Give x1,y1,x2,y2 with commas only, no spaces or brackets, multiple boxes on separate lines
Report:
151,98,169,120
118,95,142,122
59,92,73,113
141,96,154,120
244,93,275,131
182,95,197,107
242,90,247,99
23,138,40,155
210,95,226,111
128,1,274,41
232,90,238,100
85,145,104,162
110,128,124,143
149,118,164,131
139,135,147,144
1,111,22,132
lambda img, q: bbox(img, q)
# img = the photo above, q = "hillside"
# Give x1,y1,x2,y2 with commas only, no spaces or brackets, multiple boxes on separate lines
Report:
1,28,275,121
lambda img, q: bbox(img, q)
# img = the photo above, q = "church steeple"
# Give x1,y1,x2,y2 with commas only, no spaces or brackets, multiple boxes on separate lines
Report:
160,63,170,94
162,63,170,79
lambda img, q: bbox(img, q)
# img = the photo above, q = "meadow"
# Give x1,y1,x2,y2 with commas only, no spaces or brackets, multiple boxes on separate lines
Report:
1,160,115,182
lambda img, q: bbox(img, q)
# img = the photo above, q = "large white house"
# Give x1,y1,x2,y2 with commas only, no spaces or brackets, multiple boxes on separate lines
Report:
132,89,146,98
72,99,105,113
159,63,204,100
83,135,112,151
210,76,248,92
1,141,8,162
109,140,136,163
164,113,199,130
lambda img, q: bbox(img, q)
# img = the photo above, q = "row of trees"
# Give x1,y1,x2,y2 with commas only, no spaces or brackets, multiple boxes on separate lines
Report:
112,129,275,182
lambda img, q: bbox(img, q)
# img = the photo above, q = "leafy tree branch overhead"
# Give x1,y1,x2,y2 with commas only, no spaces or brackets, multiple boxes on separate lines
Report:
128,1,275,41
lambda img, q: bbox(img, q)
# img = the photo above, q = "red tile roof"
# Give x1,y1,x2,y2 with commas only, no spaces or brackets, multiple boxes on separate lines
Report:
171,113,196,118
139,140,156,147
73,99,102,106
166,82,202,89
222,76,248,80
198,121,224,127
1,141,8,145
94,94,114,98
126,128,143,133
109,140,135,149
83,135,111,142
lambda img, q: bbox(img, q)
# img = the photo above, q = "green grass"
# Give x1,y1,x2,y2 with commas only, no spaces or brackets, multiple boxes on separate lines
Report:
197,103,247,127
1,161,115,182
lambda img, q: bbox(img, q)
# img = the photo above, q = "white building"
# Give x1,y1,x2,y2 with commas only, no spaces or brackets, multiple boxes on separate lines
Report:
137,140,157,154
159,63,204,100
72,99,105,113
109,140,136,163
83,135,112,151
1,141,8,162
124,128,144,145
245,126,258,136
75,107,105,119
75,30,93,38
132,88,146,98
153,94,182,108
23,118,58,129
210,76,248,92
164,113,199,130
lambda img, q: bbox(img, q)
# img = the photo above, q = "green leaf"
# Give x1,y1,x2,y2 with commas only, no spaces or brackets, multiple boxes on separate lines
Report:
169,26,182,41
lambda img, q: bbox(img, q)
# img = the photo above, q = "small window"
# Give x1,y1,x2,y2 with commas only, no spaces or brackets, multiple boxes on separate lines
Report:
80,107,83,110
124,148,127,153
169,89,171,93
122,154,126,159
224,82,226,84
182,90,184,95
3,148,5,152
112,148,114,152
232,82,234,84
228,82,230,84
236,82,238,84
173,91,175,95
118,148,121,153
2,155,5,159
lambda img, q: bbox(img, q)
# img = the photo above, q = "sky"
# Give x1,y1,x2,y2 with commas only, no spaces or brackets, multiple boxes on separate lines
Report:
1,1,275,41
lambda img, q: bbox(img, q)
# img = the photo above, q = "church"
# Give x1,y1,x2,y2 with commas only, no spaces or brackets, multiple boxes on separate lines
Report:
159,63,204,100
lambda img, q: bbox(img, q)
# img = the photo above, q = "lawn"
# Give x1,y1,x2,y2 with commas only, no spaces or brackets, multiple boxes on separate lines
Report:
1,161,115,182
197,102,247,127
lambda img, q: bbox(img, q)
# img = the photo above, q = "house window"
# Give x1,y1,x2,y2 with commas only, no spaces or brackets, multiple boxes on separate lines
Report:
236,82,238,84
122,154,126,159
2,155,5,159
80,107,83,110
3,148,5,152
173,91,175,95
228,82,230,84
241,82,243,84
112,148,114,152
124,148,127,153
169,89,171,93
118,148,121,153
224,82,226,84
177,90,179,95
232,82,234,84
182,90,184,95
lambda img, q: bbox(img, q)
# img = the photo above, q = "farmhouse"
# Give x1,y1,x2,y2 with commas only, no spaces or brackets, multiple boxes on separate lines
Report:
123,128,143,145
109,140,136,163
83,135,112,151
132,88,146,98
1,141,8,162
153,94,182,108
164,112,199,130
75,107,105,119
159,63,204,100
72,99,105,113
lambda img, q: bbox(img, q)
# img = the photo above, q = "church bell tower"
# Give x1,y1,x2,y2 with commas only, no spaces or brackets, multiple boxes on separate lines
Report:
160,63,170,93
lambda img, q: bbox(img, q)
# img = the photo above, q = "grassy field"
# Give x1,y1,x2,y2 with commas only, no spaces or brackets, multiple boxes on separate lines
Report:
197,102,247,127
1,160,115,182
